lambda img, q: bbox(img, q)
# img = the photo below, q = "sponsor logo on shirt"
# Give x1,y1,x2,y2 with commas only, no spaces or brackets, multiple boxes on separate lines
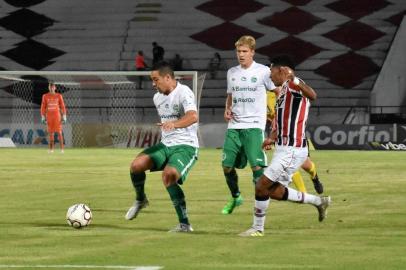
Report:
232,86,256,92
161,113,180,119
233,97,256,103
251,77,257,83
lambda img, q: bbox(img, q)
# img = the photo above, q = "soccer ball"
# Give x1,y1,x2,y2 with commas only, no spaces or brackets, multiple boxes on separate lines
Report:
66,203,92,229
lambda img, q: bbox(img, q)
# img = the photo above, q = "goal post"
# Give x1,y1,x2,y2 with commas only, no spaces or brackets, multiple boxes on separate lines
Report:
0,70,206,148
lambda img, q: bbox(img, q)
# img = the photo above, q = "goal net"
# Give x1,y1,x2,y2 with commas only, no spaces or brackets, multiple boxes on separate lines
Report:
0,71,206,148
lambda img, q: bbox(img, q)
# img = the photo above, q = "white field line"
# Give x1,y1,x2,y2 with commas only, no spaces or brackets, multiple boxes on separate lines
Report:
0,265,162,270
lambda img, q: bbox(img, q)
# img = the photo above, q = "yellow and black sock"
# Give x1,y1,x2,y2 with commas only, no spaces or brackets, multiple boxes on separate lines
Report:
292,171,307,193
308,161,317,179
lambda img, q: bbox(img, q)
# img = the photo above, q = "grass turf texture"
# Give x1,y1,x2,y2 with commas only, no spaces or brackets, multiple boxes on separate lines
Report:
0,148,405,269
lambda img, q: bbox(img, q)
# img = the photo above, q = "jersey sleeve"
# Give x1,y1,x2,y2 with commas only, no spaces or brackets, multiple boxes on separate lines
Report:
264,68,276,91
58,94,67,114
181,88,197,112
40,94,47,116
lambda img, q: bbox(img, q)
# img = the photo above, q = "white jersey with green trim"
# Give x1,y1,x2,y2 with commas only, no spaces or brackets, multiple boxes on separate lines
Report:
153,82,199,148
227,61,275,130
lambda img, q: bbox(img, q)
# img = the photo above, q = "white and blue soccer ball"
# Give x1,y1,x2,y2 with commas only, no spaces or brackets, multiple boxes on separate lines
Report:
66,203,92,229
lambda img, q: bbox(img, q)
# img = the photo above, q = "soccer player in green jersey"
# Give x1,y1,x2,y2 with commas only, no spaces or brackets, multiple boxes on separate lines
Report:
125,62,199,232
221,35,276,214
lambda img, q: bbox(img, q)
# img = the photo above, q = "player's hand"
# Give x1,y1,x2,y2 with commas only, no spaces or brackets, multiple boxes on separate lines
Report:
262,138,275,151
41,116,46,124
62,114,67,124
157,122,175,131
224,108,233,122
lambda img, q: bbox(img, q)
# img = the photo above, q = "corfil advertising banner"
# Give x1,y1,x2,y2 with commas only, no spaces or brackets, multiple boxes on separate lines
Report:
306,124,406,150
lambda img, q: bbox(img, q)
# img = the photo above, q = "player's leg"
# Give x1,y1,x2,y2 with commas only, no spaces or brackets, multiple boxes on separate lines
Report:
164,145,198,232
301,157,324,194
221,129,245,214
240,143,287,237
268,148,330,222
125,143,163,220
47,117,59,153
292,171,307,192
241,128,267,184
48,130,54,153
240,147,330,236
57,131,64,153
239,174,271,237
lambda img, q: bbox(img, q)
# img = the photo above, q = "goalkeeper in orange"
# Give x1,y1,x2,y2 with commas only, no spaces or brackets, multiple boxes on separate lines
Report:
40,83,67,153
266,91,323,193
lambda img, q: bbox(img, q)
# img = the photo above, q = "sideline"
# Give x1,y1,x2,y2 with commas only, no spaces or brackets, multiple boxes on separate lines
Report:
0,265,162,270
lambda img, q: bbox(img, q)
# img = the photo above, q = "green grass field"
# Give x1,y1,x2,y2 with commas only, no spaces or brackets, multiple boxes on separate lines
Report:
1,148,406,270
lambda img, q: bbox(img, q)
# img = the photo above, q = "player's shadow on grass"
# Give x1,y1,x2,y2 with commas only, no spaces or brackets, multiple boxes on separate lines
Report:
0,221,139,231
0,221,68,229
133,227,232,235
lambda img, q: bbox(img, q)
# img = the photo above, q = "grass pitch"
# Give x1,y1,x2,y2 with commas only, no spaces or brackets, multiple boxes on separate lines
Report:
0,148,405,270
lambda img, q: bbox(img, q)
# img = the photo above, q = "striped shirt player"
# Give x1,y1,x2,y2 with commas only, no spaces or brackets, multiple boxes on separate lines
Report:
240,55,330,237
275,79,310,148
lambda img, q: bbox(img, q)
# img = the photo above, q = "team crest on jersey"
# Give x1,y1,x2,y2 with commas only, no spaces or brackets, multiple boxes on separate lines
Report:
165,104,169,109
241,77,247,81
233,97,237,104
251,77,257,83
173,104,179,112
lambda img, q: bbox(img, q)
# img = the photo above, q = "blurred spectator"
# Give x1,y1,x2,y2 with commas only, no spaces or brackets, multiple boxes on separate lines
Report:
152,42,165,65
208,52,222,79
171,54,183,71
135,51,147,89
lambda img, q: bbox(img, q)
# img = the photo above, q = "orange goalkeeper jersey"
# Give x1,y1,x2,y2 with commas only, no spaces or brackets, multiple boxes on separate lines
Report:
41,93,66,132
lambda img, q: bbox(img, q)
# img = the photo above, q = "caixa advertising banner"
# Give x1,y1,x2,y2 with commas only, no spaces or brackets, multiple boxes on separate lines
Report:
306,124,406,150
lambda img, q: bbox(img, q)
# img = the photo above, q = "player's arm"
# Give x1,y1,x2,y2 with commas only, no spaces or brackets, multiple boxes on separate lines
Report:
40,95,47,123
224,94,233,121
263,115,277,150
295,79,317,101
159,110,198,131
282,67,317,100
59,94,67,122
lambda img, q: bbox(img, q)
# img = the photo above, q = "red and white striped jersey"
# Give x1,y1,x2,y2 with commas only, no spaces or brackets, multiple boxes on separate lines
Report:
275,79,310,148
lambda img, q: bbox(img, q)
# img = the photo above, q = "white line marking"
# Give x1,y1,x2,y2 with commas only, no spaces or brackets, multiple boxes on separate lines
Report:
0,265,162,270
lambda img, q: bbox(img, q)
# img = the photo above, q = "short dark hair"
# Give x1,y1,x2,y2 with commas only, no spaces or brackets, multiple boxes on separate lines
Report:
152,61,174,78
270,55,296,70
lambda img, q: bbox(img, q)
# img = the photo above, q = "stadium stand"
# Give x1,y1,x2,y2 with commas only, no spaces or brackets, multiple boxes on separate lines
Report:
0,0,405,123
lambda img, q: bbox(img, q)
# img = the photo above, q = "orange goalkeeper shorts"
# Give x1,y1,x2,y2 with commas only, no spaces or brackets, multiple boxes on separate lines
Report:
47,115,62,133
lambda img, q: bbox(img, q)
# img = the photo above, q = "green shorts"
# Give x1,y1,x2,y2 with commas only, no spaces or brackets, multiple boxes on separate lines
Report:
222,128,267,169
142,142,198,184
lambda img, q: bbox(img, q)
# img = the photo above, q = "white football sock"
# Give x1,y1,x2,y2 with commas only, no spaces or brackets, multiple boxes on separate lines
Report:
287,187,321,206
253,198,270,232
